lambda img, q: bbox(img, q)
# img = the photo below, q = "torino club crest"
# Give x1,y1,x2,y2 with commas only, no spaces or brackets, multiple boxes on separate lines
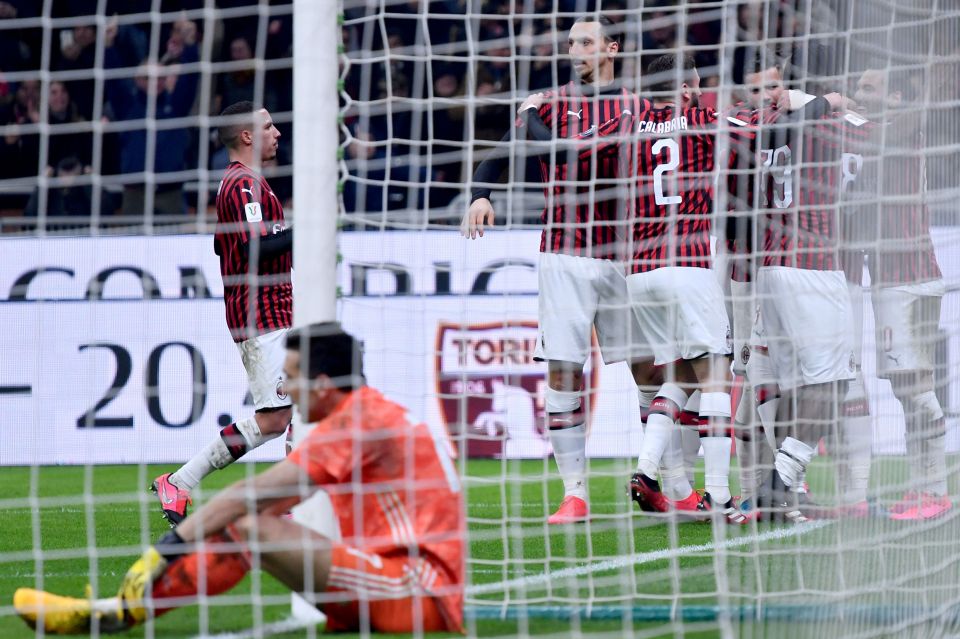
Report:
435,322,599,459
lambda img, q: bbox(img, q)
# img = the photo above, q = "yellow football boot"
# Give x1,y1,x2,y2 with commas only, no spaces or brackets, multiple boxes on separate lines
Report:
14,588,91,635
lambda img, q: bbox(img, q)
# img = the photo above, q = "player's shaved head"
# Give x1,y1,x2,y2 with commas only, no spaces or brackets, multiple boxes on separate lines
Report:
218,101,257,149
573,14,620,46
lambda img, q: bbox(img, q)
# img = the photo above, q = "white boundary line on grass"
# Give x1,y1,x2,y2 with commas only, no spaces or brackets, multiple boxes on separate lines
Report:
191,616,315,639
190,520,833,638
467,520,833,596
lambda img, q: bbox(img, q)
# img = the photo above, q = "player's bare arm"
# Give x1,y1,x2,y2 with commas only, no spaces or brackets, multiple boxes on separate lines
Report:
174,459,310,543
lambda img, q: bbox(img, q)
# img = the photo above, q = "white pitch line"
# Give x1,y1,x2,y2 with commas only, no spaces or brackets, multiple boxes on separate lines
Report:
190,616,316,639
467,520,833,596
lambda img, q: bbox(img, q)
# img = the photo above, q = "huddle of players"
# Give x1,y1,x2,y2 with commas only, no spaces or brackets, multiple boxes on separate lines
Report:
463,15,950,525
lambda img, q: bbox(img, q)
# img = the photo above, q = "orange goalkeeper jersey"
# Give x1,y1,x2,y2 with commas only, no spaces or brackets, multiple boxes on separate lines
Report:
287,386,464,628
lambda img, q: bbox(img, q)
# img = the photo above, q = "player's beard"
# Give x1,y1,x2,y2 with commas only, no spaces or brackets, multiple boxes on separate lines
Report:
575,61,593,84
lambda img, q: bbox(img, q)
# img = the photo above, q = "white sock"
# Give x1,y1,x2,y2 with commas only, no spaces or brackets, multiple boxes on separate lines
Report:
549,423,588,500
923,434,948,496
638,413,673,480
638,388,658,414
702,436,732,504
661,429,692,500
170,417,272,491
736,433,758,502
680,386,702,483
699,392,732,504
637,384,688,479
841,414,872,504
680,426,701,484
775,436,815,489
913,390,948,496
756,395,779,445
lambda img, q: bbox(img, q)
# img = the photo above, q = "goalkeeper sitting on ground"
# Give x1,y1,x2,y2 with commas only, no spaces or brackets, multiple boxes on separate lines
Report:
15,323,465,635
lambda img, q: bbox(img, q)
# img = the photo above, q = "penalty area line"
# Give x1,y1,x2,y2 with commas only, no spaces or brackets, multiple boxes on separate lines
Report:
467,519,833,596
190,616,317,639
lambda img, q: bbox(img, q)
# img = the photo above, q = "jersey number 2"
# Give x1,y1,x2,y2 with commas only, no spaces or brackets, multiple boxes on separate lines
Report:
652,139,682,206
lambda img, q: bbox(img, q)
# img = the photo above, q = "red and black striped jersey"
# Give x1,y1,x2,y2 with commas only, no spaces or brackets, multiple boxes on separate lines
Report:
842,119,940,287
756,106,873,271
722,105,762,282
518,81,638,260
214,161,293,342
624,104,717,273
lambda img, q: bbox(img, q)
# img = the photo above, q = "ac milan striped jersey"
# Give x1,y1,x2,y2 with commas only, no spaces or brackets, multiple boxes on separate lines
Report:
625,104,718,273
518,81,638,260
723,105,762,283
756,105,874,271
842,121,941,287
214,161,293,342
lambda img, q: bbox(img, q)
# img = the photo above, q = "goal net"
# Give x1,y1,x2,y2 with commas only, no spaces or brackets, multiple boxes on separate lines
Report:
1,0,959,637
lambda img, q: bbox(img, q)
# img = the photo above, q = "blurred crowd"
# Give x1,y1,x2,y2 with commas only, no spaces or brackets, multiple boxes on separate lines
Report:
341,0,959,223
0,0,957,228
0,0,293,222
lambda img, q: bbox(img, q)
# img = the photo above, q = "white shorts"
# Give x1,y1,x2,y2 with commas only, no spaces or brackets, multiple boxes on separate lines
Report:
746,305,777,387
237,328,292,410
848,281,865,367
533,252,647,365
872,279,944,377
756,267,855,390
730,279,756,375
626,266,731,366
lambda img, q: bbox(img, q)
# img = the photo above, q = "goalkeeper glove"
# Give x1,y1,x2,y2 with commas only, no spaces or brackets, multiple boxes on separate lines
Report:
118,530,185,626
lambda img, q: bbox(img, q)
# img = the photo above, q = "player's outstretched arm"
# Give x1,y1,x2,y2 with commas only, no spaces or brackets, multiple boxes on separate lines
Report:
176,458,310,542
463,92,554,239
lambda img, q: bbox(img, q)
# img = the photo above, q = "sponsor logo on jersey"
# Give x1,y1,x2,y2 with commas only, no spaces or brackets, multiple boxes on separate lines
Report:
276,377,288,400
434,321,599,459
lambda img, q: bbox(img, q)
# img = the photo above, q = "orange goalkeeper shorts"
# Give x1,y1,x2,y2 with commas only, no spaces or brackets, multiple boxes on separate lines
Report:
321,545,463,634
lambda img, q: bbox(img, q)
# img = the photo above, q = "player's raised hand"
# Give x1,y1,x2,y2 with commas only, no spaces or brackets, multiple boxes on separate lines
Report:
462,197,495,239
518,92,546,115
823,92,858,113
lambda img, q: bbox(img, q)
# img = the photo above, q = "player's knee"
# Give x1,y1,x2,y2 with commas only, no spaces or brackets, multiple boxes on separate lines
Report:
547,362,583,391
254,406,292,435
630,358,660,386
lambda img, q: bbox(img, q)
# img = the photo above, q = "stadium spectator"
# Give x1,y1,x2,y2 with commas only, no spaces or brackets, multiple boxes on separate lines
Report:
427,72,466,208
0,79,41,182
46,81,92,169
0,1,41,72
14,323,465,636
23,156,112,222
212,36,256,115
105,18,200,216
342,127,426,214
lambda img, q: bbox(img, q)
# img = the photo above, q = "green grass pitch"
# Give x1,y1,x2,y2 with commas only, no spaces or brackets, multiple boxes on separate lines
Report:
0,458,957,638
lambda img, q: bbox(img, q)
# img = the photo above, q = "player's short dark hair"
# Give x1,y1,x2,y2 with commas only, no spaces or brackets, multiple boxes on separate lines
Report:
286,322,366,391
745,47,783,77
218,100,257,149
574,14,621,46
645,53,698,94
